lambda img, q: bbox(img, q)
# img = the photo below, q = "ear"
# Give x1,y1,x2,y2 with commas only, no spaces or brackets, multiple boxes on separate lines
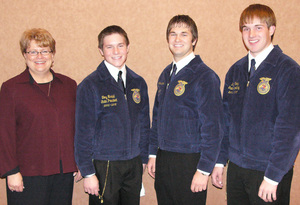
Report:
98,48,104,56
192,38,197,46
126,44,130,53
269,25,276,36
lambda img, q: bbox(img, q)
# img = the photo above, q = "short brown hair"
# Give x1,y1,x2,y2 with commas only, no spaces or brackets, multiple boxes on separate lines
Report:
20,28,56,55
98,25,129,50
239,4,276,40
166,15,198,50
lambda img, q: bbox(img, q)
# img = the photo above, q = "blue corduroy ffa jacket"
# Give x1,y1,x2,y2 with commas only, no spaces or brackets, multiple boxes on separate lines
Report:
219,46,300,182
149,55,224,173
75,61,150,177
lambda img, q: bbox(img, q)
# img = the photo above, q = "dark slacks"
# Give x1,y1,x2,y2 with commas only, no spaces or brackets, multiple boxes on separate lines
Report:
155,149,207,205
6,172,74,205
227,161,293,205
89,156,143,205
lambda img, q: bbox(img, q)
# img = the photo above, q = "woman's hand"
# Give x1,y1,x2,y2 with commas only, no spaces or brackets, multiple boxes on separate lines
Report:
7,172,24,192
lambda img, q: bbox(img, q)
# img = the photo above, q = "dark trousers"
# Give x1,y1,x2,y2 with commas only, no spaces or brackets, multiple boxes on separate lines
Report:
6,173,74,205
155,149,207,205
89,156,143,205
227,161,293,205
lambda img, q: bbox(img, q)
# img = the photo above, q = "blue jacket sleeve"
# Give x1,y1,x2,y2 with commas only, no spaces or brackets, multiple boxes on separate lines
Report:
149,90,159,155
196,72,224,173
265,64,300,182
216,73,231,165
139,80,150,164
74,81,97,177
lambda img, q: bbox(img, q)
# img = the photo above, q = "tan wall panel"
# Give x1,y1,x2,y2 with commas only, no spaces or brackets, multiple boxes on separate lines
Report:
0,0,299,204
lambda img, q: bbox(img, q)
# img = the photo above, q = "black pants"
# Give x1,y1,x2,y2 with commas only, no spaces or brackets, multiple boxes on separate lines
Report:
89,156,143,205
155,149,207,205
227,161,293,205
6,172,74,205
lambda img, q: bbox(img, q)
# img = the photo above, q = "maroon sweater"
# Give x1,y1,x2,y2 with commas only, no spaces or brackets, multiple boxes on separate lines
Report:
0,68,77,177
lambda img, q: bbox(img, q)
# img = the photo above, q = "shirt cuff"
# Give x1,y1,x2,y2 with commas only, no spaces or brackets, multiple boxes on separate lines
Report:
215,163,224,168
84,173,95,178
197,169,210,176
264,176,279,185
149,155,156,158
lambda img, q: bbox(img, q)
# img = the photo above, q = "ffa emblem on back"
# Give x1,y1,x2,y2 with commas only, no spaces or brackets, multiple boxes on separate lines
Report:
174,80,188,96
131,89,141,104
257,77,271,95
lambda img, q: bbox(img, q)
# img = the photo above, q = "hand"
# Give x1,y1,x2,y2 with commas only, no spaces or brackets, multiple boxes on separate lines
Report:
142,164,147,174
7,172,24,192
190,171,208,192
83,175,99,196
258,179,277,202
211,167,224,189
147,158,156,179
74,170,83,183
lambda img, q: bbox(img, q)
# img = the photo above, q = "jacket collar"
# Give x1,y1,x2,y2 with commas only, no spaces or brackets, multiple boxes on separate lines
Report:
239,45,283,74
17,68,62,84
166,55,204,75
96,61,135,87
259,45,282,67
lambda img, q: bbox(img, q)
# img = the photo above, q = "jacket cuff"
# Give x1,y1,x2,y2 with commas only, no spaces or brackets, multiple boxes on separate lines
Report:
79,165,96,177
197,159,215,174
264,165,286,182
140,154,149,164
216,152,228,165
3,166,20,177
148,145,158,155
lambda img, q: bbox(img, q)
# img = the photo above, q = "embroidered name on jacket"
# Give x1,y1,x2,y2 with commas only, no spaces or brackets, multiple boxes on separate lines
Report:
174,80,188,96
228,82,240,94
157,82,165,97
131,88,141,104
101,95,118,107
257,77,271,95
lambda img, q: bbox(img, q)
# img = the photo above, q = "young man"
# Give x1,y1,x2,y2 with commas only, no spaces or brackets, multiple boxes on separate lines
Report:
212,4,300,204
75,25,150,205
148,15,224,205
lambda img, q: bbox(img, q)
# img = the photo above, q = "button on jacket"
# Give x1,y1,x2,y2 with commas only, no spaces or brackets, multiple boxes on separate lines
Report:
0,68,77,177
75,61,150,177
149,55,224,173
219,46,300,182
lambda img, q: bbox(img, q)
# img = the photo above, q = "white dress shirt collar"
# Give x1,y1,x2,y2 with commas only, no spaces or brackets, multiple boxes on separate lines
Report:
104,61,126,87
171,52,195,75
248,43,274,72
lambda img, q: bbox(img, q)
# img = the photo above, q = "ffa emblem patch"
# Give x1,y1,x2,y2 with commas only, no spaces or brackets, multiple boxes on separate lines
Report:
131,89,141,104
174,80,188,96
257,77,271,95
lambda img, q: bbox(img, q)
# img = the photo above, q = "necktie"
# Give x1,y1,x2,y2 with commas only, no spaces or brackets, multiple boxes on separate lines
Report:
250,59,256,78
170,64,177,83
118,71,125,94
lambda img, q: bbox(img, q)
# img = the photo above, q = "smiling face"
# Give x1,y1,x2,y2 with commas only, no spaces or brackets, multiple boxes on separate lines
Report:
24,40,54,76
242,17,275,57
99,33,129,70
168,24,197,62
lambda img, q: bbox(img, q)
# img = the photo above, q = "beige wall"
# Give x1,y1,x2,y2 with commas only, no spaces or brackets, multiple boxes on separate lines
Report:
0,0,299,204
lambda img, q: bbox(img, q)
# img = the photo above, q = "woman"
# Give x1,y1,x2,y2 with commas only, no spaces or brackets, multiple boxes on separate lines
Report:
0,28,78,205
